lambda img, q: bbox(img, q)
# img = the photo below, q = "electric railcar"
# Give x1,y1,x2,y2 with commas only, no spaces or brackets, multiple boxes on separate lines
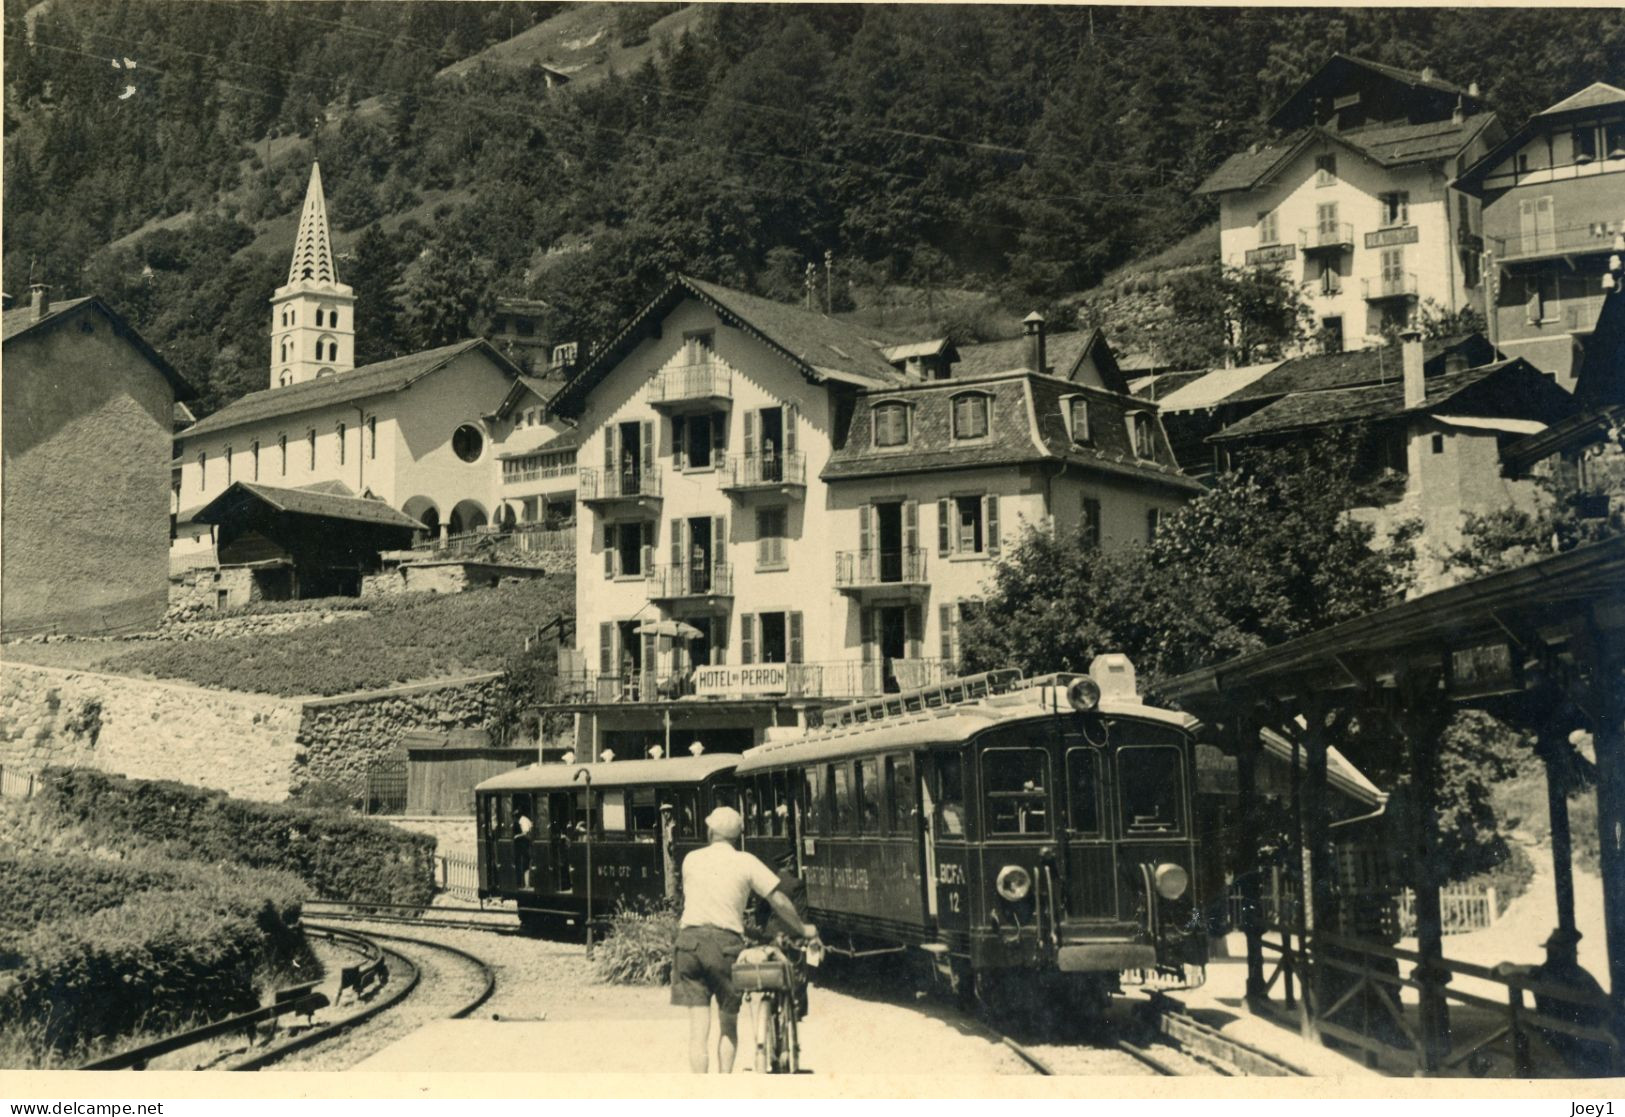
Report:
734,663,1208,1008
475,659,1208,1007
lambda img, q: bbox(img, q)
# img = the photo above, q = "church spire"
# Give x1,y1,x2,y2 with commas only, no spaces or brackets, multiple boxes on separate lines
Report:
287,162,339,286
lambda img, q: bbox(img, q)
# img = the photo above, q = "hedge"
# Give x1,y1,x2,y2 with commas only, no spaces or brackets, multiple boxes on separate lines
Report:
0,855,308,1055
38,769,436,906
0,857,182,937
105,578,573,696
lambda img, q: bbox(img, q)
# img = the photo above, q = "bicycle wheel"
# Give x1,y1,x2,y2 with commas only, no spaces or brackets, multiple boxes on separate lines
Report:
781,999,799,1074
754,994,776,1074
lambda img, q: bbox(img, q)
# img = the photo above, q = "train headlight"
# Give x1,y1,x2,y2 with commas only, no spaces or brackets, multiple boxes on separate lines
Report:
1066,676,1101,712
995,864,1033,902
1154,863,1189,901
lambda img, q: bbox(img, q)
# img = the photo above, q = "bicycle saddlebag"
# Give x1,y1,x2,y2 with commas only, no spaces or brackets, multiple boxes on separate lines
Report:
732,946,792,992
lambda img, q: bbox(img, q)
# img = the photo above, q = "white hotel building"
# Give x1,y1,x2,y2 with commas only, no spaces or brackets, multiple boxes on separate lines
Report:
544,276,1199,758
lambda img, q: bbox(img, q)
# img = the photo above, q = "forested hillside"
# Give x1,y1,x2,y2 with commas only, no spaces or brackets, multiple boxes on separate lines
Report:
4,2,1622,415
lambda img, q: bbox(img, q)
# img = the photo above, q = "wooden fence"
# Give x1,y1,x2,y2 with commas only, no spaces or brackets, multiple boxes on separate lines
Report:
434,854,481,902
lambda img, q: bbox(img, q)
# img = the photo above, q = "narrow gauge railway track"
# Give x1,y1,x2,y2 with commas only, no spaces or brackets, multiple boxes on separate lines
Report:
301,900,519,935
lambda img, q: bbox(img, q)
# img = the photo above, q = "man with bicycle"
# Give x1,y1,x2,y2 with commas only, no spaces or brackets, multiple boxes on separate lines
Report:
672,806,817,1074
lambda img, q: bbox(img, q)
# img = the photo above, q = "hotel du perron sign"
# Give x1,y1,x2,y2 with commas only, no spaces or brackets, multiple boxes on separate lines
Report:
695,664,790,696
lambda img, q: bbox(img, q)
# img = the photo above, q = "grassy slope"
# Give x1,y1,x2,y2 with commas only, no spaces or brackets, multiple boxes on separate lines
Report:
95,579,573,697
436,2,704,84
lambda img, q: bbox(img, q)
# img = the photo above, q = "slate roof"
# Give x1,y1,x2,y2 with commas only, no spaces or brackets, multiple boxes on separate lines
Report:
194,480,424,529
3,295,197,399
551,275,905,415
497,425,584,460
821,372,1199,491
181,339,522,438
954,332,1090,379
1224,335,1498,404
1539,81,1625,116
1266,53,1479,132
1209,358,1575,442
1198,113,1497,195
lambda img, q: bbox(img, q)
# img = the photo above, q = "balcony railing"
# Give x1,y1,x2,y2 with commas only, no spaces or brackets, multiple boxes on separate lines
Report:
578,466,661,504
501,457,577,485
649,361,732,408
834,548,928,589
545,657,960,705
1299,222,1354,252
1491,223,1622,263
1363,273,1418,301
646,561,734,599
412,523,574,559
721,451,807,492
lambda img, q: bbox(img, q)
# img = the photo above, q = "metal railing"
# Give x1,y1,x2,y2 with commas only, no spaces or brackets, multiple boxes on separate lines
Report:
434,854,481,902
646,561,733,598
650,361,731,404
1363,273,1418,300
579,466,661,501
1492,223,1623,262
835,548,928,587
722,451,807,489
1300,222,1354,250
1396,885,1499,934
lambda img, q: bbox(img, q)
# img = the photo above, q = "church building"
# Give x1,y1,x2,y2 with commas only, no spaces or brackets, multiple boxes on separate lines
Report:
173,164,564,581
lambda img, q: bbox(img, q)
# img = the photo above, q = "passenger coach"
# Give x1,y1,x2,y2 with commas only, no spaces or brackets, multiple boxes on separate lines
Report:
734,660,1208,1011
475,754,741,934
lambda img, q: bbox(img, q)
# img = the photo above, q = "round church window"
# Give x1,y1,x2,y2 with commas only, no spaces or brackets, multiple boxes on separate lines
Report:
453,424,484,463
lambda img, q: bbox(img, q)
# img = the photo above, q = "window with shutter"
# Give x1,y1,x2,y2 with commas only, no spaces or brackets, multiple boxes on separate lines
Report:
1081,496,1102,549
860,608,875,663
604,523,615,578
741,614,755,665
953,495,984,554
641,421,654,478
600,623,613,675
874,403,909,447
937,498,951,556
906,605,922,659
671,518,684,572
951,393,989,440
789,612,804,664
712,411,726,457
903,500,918,562
939,604,954,661
756,508,787,569
986,495,999,554
640,522,653,577
673,416,686,469
1067,397,1091,444
783,404,797,454
743,410,756,458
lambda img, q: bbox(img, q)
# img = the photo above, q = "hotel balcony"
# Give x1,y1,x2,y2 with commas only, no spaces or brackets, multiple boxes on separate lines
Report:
1299,222,1354,256
542,657,959,706
646,561,734,603
578,466,661,515
648,361,732,413
1492,224,1623,265
834,548,929,598
1363,273,1419,302
719,451,807,497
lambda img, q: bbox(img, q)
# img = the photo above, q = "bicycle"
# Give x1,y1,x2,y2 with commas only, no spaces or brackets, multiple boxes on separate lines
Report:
732,936,821,1074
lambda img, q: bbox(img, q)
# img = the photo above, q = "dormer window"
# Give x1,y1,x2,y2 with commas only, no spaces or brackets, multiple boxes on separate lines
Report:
950,393,990,440
1065,397,1091,445
873,402,910,448
1128,412,1156,461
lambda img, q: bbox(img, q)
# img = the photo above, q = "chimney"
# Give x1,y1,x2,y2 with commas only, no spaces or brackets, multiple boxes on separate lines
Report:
1452,95,1465,126
29,283,51,323
1023,311,1047,375
1401,328,1425,408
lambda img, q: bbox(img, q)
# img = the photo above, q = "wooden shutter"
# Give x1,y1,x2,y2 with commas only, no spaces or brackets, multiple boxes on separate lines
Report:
939,604,953,661
713,516,726,576
859,504,873,556
640,521,653,576
712,412,726,455
673,415,686,469
937,498,950,556
603,522,615,579
985,494,1000,555
783,403,797,454
599,623,614,675
789,612,804,664
743,410,756,458
903,500,918,560
906,605,922,659
671,518,683,571
860,608,875,663
639,421,653,476
741,613,755,665
604,425,616,476
643,633,657,685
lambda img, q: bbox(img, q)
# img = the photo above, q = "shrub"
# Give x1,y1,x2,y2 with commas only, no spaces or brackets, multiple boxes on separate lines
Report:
38,769,436,905
0,856,181,937
0,855,309,1057
593,900,679,986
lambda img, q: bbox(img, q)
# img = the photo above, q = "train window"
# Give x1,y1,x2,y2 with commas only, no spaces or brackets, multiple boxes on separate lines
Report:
497,795,513,836
855,758,882,834
770,772,789,837
805,768,827,834
600,789,628,832
983,748,1051,836
711,782,738,813
669,788,698,837
886,754,916,834
831,763,855,833
480,797,499,839
629,788,660,836
1065,749,1103,835
742,782,760,836
1118,746,1185,835
937,751,967,838
576,788,600,835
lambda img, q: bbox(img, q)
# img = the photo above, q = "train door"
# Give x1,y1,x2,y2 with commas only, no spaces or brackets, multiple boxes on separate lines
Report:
922,749,970,935
1062,741,1118,922
513,793,537,891
477,795,499,890
493,794,517,890
547,790,576,891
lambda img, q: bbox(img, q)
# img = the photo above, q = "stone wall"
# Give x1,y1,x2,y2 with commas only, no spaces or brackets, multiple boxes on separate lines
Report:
0,662,302,801
387,815,479,858
294,672,506,797
361,561,552,598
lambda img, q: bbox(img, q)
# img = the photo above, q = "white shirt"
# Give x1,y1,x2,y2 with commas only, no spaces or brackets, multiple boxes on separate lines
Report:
678,841,782,935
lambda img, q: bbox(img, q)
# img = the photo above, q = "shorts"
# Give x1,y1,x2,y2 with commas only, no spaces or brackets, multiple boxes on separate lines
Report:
671,925,746,1013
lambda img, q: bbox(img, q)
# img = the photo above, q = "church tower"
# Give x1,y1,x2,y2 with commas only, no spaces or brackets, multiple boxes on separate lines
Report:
269,162,355,388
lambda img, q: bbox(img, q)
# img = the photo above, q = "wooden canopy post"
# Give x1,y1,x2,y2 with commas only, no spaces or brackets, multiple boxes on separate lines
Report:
1232,708,1267,1005
1301,695,1334,1041
1397,670,1453,1074
1283,711,1313,1039
1535,709,1582,968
